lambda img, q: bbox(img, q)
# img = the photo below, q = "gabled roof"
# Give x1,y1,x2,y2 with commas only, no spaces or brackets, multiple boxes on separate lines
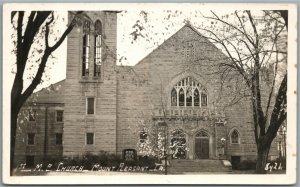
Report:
134,23,221,67
26,79,65,105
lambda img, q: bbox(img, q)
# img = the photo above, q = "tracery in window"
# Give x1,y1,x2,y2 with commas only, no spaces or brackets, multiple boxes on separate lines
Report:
171,76,208,107
82,20,90,76
230,129,240,144
94,20,102,77
195,131,209,138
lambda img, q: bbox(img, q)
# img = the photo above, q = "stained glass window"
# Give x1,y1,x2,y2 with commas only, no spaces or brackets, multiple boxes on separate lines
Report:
179,88,185,106
171,77,207,107
94,20,102,77
231,130,239,144
82,20,90,76
171,88,177,106
201,93,207,107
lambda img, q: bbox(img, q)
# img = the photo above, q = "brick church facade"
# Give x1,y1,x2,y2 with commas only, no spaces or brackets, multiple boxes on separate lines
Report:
14,11,279,168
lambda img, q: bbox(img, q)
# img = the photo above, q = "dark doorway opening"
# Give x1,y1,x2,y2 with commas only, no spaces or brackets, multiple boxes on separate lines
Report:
231,156,241,169
195,138,209,159
26,155,35,168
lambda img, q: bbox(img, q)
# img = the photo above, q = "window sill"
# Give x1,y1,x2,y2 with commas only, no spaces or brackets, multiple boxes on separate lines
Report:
85,144,95,147
85,114,95,117
80,78,103,83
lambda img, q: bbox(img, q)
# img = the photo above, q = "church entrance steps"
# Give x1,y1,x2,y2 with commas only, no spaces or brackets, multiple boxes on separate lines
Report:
168,159,232,174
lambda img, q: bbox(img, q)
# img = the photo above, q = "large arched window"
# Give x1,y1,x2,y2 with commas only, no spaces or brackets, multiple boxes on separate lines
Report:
230,129,240,144
82,20,90,76
94,20,102,77
171,77,208,107
170,130,186,159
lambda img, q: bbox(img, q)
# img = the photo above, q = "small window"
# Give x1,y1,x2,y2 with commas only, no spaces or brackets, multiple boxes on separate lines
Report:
201,93,207,107
86,133,94,145
27,133,35,145
230,129,240,144
139,131,148,143
56,133,63,145
123,149,137,161
171,88,177,106
87,98,95,115
29,110,36,122
56,110,64,122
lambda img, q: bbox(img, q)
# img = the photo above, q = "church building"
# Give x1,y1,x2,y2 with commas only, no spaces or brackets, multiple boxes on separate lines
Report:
14,11,279,169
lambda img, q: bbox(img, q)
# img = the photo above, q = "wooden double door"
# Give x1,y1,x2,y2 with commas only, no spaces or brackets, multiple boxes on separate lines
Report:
195,138,209,159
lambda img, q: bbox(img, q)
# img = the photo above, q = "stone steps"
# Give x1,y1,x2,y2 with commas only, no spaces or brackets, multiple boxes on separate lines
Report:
168,159,232,174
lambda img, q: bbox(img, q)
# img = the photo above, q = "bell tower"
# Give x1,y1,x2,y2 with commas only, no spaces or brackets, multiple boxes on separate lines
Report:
63,11,118,157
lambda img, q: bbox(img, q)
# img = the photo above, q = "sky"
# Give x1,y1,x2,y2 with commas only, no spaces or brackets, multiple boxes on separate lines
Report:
13,10,212,91
8,7,287,92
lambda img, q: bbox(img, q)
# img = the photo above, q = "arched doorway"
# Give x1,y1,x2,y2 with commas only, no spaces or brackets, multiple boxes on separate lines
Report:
194,131,210,159
170,130,186,159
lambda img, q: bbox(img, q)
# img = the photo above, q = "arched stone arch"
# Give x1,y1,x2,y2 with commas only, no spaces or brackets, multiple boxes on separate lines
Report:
166,71,211,95
166,72,211,107
193,129,214,159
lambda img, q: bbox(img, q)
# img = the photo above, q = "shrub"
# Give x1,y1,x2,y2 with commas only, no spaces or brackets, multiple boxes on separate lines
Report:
236,160,256,170
136,156,158,169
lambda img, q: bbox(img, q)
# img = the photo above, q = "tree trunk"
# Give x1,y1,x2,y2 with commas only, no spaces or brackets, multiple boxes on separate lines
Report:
10,106,19,175
255,141,270,174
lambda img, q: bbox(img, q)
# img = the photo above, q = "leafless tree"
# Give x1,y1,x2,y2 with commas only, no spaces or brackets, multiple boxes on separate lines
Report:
10,11,83,174
199,10,287,173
